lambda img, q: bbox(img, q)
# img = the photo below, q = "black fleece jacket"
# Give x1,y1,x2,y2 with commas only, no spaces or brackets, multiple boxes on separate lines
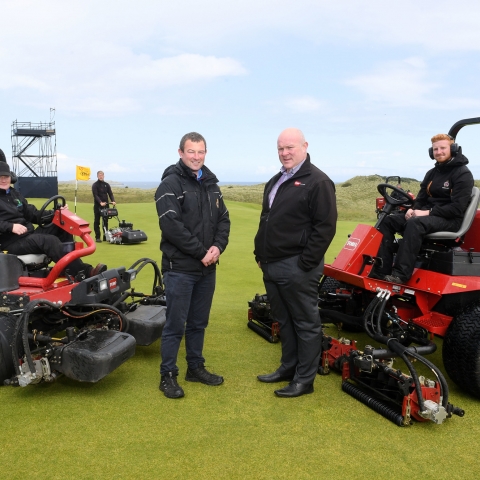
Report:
254,154,337,271
0,187,52,249
413,152,474,219
155,160,230,275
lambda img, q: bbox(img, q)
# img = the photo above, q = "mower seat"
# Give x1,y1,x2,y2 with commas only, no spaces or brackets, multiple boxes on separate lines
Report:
17,253,51,271
424,186,480,243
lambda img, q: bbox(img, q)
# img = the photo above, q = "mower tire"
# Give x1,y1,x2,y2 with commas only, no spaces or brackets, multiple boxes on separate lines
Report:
0,313,17,385
319,276,341,295
319,276,364,333
443,303,480,398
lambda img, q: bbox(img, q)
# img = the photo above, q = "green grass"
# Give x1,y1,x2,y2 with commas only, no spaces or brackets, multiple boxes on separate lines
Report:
1,200,480,479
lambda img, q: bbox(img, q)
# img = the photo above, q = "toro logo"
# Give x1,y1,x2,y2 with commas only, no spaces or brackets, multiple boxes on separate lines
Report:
344,237,360,250
109,278,117,290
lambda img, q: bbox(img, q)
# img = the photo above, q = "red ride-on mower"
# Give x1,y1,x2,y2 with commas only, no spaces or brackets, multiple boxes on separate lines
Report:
0,195,166,388
248,117,480,426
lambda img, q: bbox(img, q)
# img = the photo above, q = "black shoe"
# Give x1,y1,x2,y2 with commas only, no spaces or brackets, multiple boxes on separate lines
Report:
384,274,406,284
368,271,385,280
95,238,102,243
160,372,184,398
257,370,295,383
185,364,223,386
274,382,314,398
89,263,107,277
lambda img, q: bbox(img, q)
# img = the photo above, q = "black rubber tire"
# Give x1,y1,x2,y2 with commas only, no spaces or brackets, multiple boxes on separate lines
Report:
319,277,364,332
443,303,480,398
0,313,17,385
319,276,340,294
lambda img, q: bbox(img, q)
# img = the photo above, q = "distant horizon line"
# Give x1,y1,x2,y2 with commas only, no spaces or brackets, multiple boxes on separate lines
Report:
58,173,418,186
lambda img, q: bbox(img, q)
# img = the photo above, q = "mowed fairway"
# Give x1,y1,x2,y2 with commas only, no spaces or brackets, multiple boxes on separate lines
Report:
1,200,479,480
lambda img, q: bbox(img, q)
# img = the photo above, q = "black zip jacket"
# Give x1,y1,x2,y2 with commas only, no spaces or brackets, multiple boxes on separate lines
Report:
92,180,115,205
254,154,337,271
155,160,230,275
0,188,52,249
413,152,474,219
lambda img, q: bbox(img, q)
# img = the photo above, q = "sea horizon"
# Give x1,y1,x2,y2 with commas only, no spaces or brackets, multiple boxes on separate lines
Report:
114,181,264,189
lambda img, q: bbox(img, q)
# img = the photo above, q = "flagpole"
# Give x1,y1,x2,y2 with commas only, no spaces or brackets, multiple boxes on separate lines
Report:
75,179,78,213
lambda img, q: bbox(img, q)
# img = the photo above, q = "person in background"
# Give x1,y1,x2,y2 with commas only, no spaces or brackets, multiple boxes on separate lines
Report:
254,128,337,398
154,132,230,399
92,171,116,242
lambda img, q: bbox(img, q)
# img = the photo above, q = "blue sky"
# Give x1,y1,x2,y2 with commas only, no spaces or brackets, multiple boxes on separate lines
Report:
1,0,480,184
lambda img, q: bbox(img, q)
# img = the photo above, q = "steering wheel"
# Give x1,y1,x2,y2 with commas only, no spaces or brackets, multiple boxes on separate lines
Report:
377,183,412,207
38,195,67,228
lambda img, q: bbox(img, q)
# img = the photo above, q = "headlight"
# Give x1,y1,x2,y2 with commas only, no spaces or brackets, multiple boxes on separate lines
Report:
123,269,136,282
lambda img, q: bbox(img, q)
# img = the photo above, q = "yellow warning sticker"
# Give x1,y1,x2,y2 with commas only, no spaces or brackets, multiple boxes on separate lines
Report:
451,283,467,289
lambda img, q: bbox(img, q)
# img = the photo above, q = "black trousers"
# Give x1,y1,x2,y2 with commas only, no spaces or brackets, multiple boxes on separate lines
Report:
93,203,108,240
6,224,91,276
375,213,461,281
261,255,323,384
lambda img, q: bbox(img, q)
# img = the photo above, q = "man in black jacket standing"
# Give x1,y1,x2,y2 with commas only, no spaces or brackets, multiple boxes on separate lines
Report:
155,132,230,399
92,171,116,242
371,133,474,284
254,128,337,397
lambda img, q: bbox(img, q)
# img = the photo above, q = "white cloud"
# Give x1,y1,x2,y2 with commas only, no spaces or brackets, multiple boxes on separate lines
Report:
1,1,479,117
345,57,439,107
345,57,480,110
284,96,326,113
0,49,246,115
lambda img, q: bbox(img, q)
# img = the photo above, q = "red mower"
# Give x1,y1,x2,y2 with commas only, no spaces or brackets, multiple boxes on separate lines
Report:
0,195,165,387
249,117,480,426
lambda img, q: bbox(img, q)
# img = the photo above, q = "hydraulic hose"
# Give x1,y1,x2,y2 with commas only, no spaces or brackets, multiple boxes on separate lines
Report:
408,350,449,408
394,346,426,413
375,290,391,335
63,303,129,332
369,292,426,413
363,294,382,337
128,257,163,295
112,291,131,308
12,300,60,376
318,309,364,329
370,343,436,359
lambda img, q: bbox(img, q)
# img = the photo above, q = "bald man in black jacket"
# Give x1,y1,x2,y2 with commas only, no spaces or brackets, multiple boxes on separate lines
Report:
254,128,337,398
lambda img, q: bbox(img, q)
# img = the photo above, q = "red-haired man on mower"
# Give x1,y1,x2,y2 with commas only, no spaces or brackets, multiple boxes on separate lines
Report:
0,160,106,279
370,134,474,284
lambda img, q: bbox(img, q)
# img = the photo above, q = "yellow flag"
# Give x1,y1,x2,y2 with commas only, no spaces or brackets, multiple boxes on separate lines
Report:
76,165,91,181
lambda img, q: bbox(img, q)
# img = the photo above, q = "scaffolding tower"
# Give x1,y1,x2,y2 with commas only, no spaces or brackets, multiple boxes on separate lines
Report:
11,110,58,198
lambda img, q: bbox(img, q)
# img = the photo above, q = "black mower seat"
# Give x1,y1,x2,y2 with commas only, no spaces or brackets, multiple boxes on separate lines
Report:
424,186,480,242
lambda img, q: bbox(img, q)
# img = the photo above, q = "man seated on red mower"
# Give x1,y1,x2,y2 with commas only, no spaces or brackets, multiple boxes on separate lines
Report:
0,160,106,279
370,133,474,284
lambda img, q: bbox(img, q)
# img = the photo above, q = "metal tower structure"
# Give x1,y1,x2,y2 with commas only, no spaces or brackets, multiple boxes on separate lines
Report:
11,109,58,198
